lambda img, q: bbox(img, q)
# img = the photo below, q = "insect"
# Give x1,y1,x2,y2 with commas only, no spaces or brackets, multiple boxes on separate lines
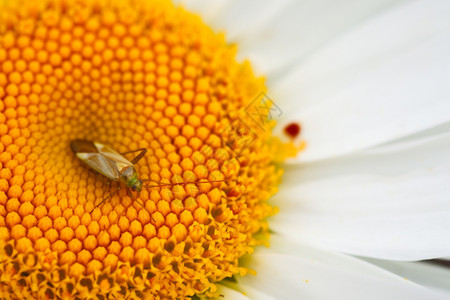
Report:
70,139,224,213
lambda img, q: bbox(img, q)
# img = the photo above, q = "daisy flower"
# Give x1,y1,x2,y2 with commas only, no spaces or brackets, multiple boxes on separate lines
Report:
0,0,449,299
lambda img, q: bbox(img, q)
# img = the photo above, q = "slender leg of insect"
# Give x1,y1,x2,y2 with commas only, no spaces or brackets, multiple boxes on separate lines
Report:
120,148,147,164
126,188,156,222
126,188,135,200
88,169,111,186
90,189,119,213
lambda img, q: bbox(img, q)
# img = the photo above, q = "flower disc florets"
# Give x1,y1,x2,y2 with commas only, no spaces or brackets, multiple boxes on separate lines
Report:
0,0,295,298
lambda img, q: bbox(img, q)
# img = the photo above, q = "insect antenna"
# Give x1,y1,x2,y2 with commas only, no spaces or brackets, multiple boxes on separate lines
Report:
141,179,226,189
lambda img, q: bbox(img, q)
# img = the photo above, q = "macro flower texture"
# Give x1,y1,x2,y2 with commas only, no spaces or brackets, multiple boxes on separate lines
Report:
1,0,450,299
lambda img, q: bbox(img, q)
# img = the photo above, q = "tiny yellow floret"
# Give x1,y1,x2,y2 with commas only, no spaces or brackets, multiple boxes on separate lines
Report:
0,0,297,298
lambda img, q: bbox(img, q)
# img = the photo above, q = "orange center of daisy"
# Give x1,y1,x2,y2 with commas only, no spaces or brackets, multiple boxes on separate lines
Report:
0,0,296,298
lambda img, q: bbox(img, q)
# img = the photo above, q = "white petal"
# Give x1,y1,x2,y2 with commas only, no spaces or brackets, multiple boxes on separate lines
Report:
178,0,401,75
274,0,450,162
216,284,251,300
201,0,294,42
362,121,450,155
362,258,450,297
173,0,293,43
218,283,276,300
237,237,444,300
264,235,408,280
272,131,450,260
173,0,229,23
236,0,402,75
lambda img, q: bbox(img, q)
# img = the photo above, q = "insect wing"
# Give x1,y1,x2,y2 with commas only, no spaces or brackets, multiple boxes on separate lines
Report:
76,152,120,180
72,140,136,181
94,142,135,174
94,142,134,166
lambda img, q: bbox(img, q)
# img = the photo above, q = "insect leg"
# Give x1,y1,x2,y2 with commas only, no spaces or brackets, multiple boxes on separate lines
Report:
126,188,134,200
87,169,112,186
120,148,147,164
126,188,156,222
90,188,118,213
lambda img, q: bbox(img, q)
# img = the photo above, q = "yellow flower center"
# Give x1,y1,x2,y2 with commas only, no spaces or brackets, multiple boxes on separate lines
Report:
0,0,297,298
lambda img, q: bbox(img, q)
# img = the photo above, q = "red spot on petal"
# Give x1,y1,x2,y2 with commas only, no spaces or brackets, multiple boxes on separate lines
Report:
284,123,301,139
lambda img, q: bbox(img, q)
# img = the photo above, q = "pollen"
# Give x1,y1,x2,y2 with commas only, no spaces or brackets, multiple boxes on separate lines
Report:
0,0,297,299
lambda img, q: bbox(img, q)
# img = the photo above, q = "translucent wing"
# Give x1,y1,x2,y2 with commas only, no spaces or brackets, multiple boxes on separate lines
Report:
94,142,134,166
71,140,134,181
76,152,120,180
